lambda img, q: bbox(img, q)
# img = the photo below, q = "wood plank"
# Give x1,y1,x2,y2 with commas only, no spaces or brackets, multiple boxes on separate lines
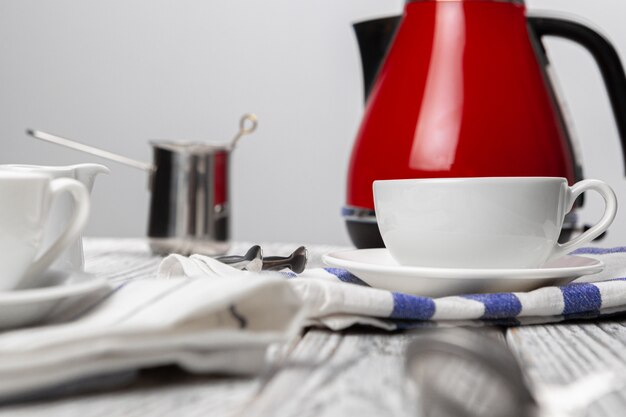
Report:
0,371,261,417
241,327,504,417
507,318,626,417
241,329,416,417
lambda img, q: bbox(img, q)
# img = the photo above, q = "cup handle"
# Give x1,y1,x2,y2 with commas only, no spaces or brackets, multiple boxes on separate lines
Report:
19,178,90,288
551,179,618,260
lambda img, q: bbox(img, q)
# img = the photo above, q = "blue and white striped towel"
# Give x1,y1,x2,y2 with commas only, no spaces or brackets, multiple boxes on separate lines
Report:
160,247,626,331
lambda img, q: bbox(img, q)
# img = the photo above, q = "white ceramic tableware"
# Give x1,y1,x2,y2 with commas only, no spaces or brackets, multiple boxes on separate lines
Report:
0,171,90,290
0,272,110,329
323,249,604,297
0,164,108,272
374,177,617,269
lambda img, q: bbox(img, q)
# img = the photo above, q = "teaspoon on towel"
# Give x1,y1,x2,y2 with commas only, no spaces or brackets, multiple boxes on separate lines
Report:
215,246,308,273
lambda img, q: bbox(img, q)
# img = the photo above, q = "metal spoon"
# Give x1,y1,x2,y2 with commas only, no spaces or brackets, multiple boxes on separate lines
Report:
262,246,308,273
405,329,535,417
215,245,264,272
216,246,308,273
405,328,626,417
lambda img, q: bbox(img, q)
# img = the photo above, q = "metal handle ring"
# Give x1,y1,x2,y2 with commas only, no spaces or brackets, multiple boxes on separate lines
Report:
230,113,258,149
239,113,258,135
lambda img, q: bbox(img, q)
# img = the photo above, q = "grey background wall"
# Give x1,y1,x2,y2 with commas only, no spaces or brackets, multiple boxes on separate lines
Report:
1,0,625,247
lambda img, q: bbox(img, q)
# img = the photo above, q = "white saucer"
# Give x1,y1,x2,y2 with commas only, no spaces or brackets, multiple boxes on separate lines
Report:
0,271,111,330
322,249,604,297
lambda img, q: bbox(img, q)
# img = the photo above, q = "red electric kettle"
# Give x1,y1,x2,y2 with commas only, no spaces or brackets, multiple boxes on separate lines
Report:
344,0,626,248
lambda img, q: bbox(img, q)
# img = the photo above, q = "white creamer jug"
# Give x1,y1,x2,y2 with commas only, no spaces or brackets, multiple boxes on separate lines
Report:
0,164,109,272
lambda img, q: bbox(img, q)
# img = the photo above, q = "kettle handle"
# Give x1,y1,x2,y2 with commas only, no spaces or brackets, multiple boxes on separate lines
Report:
528,16,626,176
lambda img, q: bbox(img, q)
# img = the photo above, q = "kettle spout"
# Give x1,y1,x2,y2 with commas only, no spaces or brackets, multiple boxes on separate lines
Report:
353,15,402,101
71,163,110,191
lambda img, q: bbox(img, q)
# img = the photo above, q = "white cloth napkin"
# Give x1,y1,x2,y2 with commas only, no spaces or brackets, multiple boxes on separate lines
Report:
160,254,401,330
0,273,304,400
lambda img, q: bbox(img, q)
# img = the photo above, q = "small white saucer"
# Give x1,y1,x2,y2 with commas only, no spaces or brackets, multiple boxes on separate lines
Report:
322,249,604,297
0,271,111,330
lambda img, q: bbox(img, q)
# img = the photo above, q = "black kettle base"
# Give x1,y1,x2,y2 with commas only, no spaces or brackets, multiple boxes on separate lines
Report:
345,220,586,251
345,220,385,249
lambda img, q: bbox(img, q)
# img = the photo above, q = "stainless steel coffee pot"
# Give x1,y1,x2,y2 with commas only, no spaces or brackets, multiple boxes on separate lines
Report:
147,140,234,256
27,114,257,256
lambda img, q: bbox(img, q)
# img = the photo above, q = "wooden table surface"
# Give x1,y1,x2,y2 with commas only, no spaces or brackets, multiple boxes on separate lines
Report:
2,239,626,417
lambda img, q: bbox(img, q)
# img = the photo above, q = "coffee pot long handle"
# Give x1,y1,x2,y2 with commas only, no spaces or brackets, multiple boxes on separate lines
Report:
26,129,155,172
528,16,626,176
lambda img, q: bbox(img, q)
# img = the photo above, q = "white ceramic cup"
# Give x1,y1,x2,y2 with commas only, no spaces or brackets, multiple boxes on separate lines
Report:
0,171,90,290
373,177,618,269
